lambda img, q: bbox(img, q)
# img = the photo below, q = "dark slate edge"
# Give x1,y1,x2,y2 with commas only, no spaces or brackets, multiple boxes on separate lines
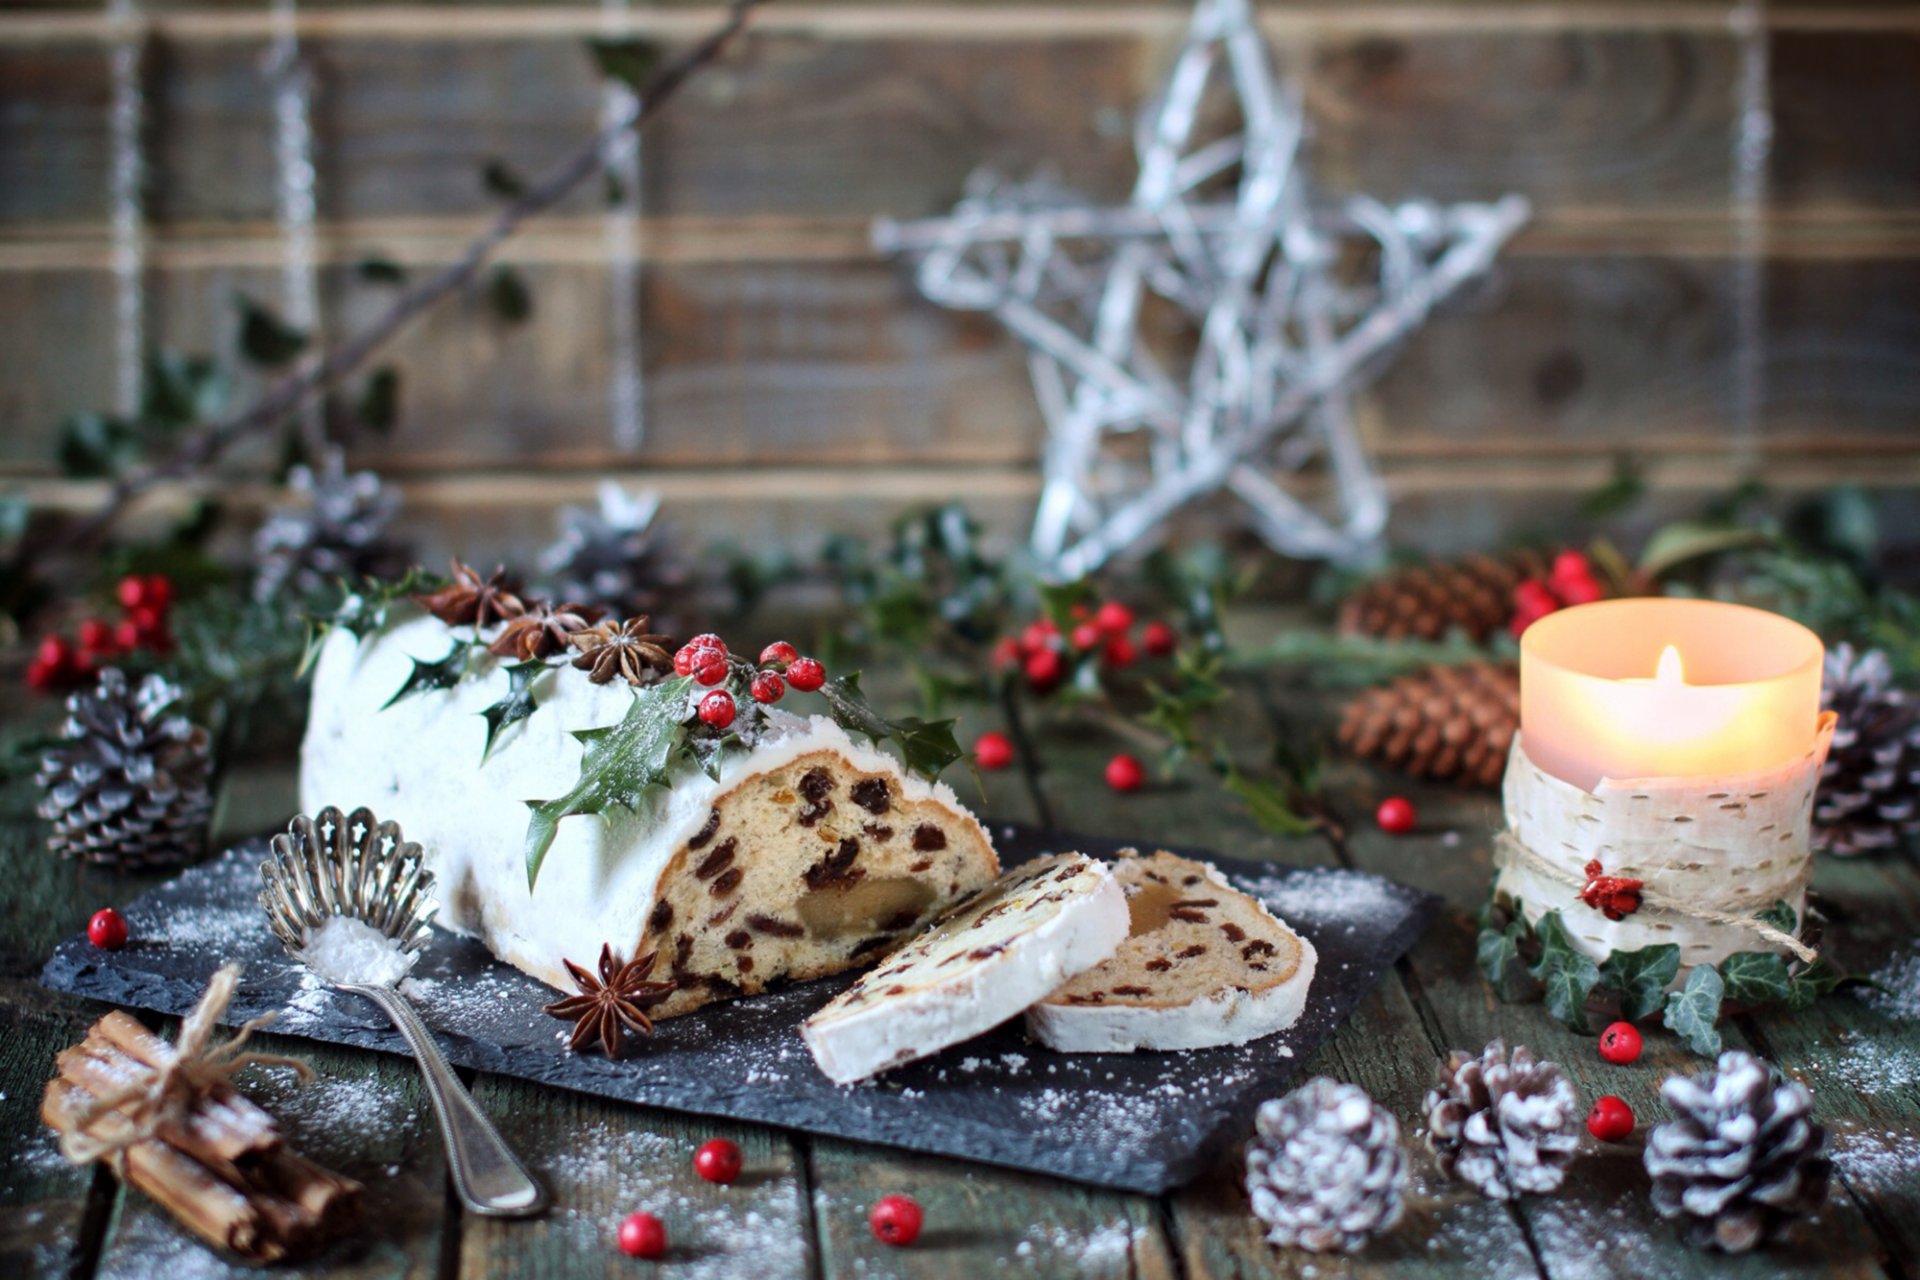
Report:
40,823,1439,1195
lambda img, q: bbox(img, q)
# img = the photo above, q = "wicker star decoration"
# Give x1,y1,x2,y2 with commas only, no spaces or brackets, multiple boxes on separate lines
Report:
876,0,1529,579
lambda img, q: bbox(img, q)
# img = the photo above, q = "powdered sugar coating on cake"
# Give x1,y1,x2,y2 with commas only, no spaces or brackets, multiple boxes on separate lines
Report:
801,853,1128,1084
1025,849,1316,1053
301,613,998,1013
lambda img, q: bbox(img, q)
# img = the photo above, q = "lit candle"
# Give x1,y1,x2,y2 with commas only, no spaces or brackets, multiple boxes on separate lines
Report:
1519,598,1825,793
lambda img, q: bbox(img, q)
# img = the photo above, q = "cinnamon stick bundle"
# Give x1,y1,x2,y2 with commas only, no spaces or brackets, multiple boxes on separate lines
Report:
41,998,361,1263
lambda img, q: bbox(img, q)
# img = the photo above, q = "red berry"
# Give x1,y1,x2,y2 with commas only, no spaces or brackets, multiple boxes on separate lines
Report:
785,657,826,693
1142,621,1177,657
1093,600,1135,636
36,634,73,668
1102,636,1138,669
1598,1021,1643,1065
687,632,727,655
1556,575,1605,606
1019,619,1059,654
1024,647,1066,691
991,637,1023,671
1070,622,1103,652
115,619,145,653
1105,753,1146,793
674,639,725,678
1514,579,1557,610
691,650,730,687
77,619,117,655
616,1211,668,1259
758,640,799,667
1376,796,1416,835
698,690,737,729
750,672,786,705
692,1138,742,1185
974,731,1015,771
869,1194,923,1247
115,574,149,611
143,574,174,613
1586,1095,1634,1143
1551,550,1592,585
88,908,128,950
25,657,61,693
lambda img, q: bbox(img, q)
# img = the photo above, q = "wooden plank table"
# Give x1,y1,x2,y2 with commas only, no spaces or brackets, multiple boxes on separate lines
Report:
2,662,1917,1278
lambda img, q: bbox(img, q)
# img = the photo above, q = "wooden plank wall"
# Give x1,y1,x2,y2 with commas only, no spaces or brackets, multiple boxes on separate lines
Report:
0,1,1917,562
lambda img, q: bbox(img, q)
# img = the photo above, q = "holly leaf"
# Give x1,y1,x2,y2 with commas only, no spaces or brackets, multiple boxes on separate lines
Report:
1663,964,1726,1057
301,567,448,672
480,661,548,762
238,295,309,367
1527,911,1599,1033
383,640,471,710
142,349,227,427
1785,955,1846,1011
357,256,408,285
1219,755,1318,837
487,265,533,323
523,678,694,887
1754,900,1798,934
358,366,401,434
1719,950,1793,1006
481,158,527,199
587,37,662,91
816,673,962,779
690,731,746,782
1598,942,1681,1022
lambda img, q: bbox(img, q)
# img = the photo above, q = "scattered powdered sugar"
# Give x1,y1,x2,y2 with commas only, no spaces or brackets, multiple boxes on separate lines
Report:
1234,867,1408,936
1005,1218,1146,1270
1832,1122,1920,1191
159,898,269,955
1811,1028,1920,1094
297,915,416,987
1860,945,1920,1022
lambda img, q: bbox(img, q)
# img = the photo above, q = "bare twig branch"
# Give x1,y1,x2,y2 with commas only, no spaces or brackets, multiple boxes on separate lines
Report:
36,0,766,557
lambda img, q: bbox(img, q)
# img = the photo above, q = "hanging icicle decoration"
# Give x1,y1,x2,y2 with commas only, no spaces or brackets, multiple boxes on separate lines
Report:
602,0,646,451
266,0,324,451
106,0,148,419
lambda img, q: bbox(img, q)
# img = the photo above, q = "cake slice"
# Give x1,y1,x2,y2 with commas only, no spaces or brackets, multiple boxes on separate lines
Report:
301,614,1000,1018
1025,849,1316,1053
801,853,1128,1083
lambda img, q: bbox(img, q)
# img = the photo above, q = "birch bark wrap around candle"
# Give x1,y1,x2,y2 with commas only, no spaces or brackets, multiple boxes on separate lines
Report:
1493,599,1834,971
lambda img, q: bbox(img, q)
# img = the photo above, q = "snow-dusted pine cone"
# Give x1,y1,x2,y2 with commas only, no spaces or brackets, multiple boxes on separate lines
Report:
253,447,408,602
1814,643,1920,857
35,669,214,870
538,482,691,625
1645,1050,1830,1253
1425,1040,1578,1200
1245,1077,1407,1253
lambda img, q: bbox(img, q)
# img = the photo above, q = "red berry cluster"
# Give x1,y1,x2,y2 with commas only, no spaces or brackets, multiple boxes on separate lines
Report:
994,600,1178,694
1510,550,1605,638
27,573,177,694
673,635,827,732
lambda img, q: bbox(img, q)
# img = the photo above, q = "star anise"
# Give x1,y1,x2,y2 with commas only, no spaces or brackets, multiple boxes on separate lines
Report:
487,600,607,661
413,559,526,629
543,943,677,1059
569,615,675,686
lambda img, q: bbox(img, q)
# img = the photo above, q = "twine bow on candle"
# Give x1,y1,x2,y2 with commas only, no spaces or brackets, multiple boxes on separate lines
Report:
1493,833,1819,965
59,963,313,1170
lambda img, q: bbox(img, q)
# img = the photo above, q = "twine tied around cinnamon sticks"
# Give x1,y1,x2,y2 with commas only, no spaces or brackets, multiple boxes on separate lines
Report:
1494,832,1819,964
57,963,313,1169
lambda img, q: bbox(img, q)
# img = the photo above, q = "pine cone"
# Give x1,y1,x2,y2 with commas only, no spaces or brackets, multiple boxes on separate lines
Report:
1425,1040,1578,1200
1645,1050,1830,1253
538,483,692,626
1245,1077,1406,1253
253,447,408,602
1337,662,1518,789
35,669,214,871
1814,643,1920,857
1338,550,1553,644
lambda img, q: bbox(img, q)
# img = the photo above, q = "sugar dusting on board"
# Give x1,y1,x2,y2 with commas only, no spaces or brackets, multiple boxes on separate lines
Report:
1861,945,1920,1022
298,915,416,987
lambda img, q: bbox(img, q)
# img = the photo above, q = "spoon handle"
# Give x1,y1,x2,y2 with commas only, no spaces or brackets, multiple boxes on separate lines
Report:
344,982,546,1217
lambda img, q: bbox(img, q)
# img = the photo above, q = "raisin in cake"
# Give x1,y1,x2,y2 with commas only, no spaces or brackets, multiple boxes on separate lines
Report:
301,614,998,1017
801,853,1127,1084
1025,849,1316,1053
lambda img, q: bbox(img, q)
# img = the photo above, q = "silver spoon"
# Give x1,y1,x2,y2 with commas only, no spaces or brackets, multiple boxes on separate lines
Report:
260,806,546,1218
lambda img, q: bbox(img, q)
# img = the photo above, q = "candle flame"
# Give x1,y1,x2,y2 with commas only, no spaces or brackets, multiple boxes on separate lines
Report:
1655,645,1685,688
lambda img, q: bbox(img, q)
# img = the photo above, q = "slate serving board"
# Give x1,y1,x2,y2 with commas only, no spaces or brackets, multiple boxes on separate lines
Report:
41,822,1436,1194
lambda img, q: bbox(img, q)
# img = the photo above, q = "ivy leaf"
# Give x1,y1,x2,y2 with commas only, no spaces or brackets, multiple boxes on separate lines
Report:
1664,964,1726,1056
480,661,548,762
1719,950,1793,1007
587,38,663,91
1477,911,1535,1002
817,673,962,780
1219,756,1319,837
358,366,401,434
237,295,309,367
1785,956,1846,1011
1527,911,1599,1033
523,679,694,888
1598,943,1681,1022
382,641,471,710
487,266,533,324
1754,900,1798,935
481,158,527,200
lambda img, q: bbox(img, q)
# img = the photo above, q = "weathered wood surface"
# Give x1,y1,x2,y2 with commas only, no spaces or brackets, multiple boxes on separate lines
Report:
2,617,1919,1278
